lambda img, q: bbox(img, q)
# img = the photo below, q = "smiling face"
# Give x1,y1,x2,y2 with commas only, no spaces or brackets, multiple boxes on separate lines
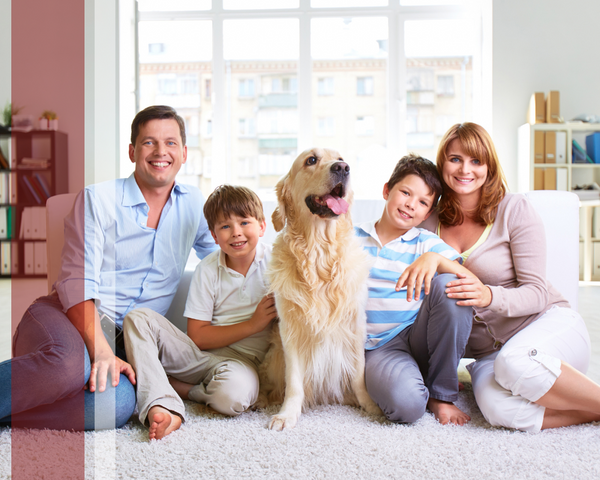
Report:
129,118,187,193
379,174,434,239
211,214,266,269
442,138,488,202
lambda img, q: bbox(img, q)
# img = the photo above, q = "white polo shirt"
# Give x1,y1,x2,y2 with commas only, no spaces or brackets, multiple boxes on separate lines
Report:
183,241,272,361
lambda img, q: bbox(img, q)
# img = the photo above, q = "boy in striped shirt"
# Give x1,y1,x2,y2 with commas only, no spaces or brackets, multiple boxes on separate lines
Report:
355,154,473,426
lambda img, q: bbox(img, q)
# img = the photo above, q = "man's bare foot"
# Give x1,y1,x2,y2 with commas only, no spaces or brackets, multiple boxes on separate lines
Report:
147,406,182,440
168,376,194,400
427,398,470,426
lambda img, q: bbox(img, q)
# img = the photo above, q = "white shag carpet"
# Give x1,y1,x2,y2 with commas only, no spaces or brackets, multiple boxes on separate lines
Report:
1,377,600,480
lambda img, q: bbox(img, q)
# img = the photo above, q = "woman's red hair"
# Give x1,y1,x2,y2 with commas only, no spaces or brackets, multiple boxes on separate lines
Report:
436,122,507,226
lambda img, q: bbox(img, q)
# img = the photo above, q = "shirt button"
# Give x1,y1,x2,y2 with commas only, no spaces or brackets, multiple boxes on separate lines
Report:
529,349,537,357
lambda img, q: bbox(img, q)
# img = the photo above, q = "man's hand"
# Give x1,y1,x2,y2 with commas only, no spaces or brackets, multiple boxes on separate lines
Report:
248,294,278,333
88,348,136,393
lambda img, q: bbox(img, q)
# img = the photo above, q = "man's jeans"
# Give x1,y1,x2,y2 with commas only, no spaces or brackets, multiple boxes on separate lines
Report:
0,293,135,430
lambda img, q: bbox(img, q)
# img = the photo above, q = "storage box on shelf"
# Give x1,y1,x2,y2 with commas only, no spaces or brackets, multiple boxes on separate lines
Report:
517,122,600,281
0,130,68,278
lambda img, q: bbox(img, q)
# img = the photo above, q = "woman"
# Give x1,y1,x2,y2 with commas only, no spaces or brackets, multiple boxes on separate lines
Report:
404,122,600,432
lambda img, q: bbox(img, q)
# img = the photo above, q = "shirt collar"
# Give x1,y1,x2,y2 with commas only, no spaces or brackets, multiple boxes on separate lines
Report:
122,173,189,207
217,241,266,272
357,219,421,244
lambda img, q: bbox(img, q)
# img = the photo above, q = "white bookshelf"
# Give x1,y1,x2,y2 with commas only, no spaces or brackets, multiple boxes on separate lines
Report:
517,122,600,281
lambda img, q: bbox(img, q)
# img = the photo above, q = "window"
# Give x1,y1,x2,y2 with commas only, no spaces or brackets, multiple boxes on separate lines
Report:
239,118,256,137
355,116,374,136
238,79,255,98
237,157,256,178
148,43,165,54
437,74,455,96
317,117,335,137
133,3,485,200
317,77,334,96
356,77,374,96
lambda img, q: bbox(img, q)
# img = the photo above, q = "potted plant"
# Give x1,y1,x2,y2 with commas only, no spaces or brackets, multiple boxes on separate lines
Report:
40,110,58,130
1,102,24,131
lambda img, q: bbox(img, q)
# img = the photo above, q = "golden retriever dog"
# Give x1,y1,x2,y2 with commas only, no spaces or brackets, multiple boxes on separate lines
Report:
258,148,381,431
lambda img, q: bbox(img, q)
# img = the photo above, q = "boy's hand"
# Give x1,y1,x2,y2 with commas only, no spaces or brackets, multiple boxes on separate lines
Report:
395,252,441,301
249,294,278,333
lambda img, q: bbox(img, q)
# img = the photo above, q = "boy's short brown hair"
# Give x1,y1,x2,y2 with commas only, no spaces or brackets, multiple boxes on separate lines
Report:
386,154,442,209
203,185,265,231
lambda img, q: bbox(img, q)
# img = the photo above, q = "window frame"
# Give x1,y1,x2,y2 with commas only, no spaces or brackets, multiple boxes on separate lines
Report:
134,0,489,191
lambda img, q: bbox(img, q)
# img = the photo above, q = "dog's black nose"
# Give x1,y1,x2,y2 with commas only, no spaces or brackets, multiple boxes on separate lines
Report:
331,162,350,176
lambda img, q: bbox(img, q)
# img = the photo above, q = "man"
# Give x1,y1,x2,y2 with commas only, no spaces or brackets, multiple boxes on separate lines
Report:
0,105,216,430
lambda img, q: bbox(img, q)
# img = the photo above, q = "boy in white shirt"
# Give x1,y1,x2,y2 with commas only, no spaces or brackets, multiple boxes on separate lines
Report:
124,185,276,440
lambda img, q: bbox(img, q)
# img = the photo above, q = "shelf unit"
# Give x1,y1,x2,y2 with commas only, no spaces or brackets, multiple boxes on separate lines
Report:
517,122,600,281
0,130,69,278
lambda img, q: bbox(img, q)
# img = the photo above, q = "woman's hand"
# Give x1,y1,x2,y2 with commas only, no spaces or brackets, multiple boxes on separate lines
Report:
396,252,442,302
445,272,492,308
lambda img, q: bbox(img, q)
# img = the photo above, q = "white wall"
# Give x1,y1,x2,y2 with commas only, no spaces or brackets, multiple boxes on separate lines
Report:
0,0,9,108
492,0,600,191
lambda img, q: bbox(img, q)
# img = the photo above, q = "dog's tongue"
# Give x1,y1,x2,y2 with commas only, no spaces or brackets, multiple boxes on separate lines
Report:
323,195,349,215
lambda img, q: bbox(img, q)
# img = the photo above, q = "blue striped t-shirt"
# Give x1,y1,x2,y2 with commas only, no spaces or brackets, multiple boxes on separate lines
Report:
355,220,460,350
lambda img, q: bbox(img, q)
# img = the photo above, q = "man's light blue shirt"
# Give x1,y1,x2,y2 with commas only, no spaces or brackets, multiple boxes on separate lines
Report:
56,174,217,325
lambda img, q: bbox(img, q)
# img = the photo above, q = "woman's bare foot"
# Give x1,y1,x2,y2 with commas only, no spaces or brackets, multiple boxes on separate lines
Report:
428,398,470,426
147,406,182,440
168,376,194,400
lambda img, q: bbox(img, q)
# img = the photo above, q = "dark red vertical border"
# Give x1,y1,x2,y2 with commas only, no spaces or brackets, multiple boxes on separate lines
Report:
11,0,85,478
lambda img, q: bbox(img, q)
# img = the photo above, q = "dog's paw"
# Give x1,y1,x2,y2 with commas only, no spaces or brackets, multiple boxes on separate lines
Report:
362,399,384,416
252,393,269,411
267,414,298,431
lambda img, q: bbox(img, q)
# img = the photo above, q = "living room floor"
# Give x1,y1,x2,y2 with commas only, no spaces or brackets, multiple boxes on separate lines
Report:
1,279,600,382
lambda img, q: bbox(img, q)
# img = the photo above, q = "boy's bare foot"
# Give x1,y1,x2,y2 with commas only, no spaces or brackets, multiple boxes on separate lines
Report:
168,376,194,400
147,406,182,440
428,398,470,426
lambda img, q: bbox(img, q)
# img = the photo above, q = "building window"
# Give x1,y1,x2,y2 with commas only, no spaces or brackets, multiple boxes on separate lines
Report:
205,119,213,137
238,78,255,97
205,79,211,99
355,116,374,136
437,75,454,96
148,43,165,55
317,117,335,137
317,77,334,96
239,118,256,137
356,77,374,96
238,157,256,178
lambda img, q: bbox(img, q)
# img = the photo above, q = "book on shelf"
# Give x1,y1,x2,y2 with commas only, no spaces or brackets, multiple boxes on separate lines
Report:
21,175,43,204
19,157,50,169
572,140,593,164
28,174,50,201
0,145,8,169
32,172,51,198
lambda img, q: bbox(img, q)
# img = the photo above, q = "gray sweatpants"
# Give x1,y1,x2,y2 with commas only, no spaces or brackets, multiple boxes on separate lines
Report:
364,273,473,423
123,308,260,426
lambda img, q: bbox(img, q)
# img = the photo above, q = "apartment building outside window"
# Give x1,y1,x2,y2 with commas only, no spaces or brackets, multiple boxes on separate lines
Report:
356,77,374,96
317,77,334,96
134,1,486,199
239,79,256,98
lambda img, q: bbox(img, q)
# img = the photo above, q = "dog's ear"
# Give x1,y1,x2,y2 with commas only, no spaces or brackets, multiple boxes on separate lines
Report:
272,173,289,232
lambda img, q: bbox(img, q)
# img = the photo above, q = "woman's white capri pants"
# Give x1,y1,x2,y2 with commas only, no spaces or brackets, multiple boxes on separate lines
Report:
467,306,591,433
